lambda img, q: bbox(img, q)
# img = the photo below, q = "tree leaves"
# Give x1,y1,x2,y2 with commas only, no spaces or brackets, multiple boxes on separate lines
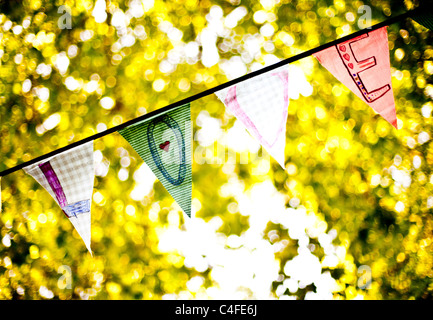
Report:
1,0,433,300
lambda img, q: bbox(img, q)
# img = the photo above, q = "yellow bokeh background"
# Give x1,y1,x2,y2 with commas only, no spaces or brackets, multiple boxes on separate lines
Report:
1,0,433,300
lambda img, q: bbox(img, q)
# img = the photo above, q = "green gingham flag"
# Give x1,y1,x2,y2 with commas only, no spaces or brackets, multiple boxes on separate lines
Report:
119,104,192,217
411,11,433,31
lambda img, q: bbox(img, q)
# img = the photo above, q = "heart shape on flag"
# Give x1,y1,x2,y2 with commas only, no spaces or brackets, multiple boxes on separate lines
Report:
159,141,170,152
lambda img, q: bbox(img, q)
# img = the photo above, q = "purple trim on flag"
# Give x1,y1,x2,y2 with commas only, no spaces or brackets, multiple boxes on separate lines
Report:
39,161,68,207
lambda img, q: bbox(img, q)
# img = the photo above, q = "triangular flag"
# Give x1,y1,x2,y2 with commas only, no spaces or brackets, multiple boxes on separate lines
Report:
215,67,289,168
24,142,94,253
313,26,397,128
411,11,433,31
119,103,192,217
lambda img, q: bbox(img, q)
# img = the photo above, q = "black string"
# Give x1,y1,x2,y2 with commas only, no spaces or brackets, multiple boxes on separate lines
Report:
0,9,416,177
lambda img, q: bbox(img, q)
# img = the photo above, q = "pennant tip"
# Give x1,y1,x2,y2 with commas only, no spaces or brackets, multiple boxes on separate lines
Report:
384,116,398,129
278,160,286,169
184,210,192,219
84,242,92,255
275,156,286,170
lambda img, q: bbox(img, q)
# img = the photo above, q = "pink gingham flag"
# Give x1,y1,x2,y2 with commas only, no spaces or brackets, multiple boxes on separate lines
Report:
216,67,289,168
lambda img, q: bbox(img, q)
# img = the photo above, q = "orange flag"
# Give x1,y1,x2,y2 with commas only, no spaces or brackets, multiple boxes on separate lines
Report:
313,26,397,128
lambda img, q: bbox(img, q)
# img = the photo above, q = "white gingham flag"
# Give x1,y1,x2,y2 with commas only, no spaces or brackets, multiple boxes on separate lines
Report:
24,141,95,254
215,67,289,168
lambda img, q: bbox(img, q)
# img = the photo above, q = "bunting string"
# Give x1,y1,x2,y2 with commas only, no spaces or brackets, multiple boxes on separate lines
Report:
0,8,419,178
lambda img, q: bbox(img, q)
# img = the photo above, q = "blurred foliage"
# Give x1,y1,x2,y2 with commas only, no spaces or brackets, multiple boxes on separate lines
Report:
1,0,433,300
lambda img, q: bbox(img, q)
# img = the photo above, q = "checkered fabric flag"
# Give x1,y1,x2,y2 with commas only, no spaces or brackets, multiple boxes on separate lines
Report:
215,67,289,168
24,141,95,254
